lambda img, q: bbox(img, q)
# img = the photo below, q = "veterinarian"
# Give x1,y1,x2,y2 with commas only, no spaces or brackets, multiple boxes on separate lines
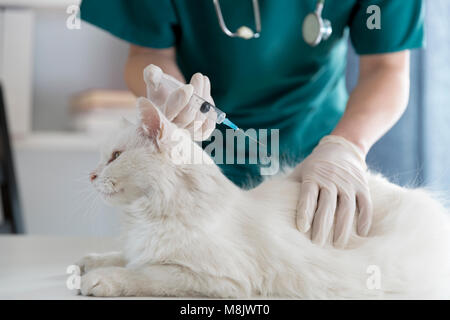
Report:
80,0,424,247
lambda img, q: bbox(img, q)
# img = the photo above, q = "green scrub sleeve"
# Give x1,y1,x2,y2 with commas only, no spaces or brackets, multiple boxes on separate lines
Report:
349,0,425,55
80,0,178,48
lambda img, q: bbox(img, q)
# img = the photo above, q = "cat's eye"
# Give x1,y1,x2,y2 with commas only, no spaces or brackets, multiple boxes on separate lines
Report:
108,151,122,164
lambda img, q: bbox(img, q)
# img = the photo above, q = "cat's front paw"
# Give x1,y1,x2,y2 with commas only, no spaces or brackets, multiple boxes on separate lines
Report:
80,268,125,297
76,253,102,275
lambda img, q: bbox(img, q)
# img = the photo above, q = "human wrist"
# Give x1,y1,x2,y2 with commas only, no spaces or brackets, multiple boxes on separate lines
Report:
318,135,367,165
327,129,369,156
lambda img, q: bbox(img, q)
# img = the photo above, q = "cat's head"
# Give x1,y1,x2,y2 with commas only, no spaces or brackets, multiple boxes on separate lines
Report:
89,95,212,209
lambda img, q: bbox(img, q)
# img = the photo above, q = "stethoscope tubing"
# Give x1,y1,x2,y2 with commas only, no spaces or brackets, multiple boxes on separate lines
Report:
212,0,331,46
212,0,261,39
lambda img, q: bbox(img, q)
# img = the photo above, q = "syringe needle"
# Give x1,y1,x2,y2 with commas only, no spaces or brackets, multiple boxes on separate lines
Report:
237,129,266,147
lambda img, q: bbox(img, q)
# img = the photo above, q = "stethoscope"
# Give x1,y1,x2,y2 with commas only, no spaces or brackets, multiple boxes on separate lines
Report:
212,0,332,46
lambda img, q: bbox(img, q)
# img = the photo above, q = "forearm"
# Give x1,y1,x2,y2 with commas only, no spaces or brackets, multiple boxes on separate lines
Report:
124,45,185,97
332,51,411,155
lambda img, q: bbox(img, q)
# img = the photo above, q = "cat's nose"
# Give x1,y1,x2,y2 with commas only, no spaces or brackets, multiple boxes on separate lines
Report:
90,173,98,182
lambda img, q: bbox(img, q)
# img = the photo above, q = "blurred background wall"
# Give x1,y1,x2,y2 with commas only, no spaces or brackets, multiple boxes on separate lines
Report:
32,9,128,131
422,0,450,203
2,0,449,236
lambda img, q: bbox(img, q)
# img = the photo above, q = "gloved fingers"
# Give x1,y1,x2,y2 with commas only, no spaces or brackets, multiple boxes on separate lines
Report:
163,85,194,122
185,110,206,132
190,73,205,97
173,74,213,130
202,75,214,104
356,192,373,236
296,182,319,233
186,112,207,141
311,187,337,246
143,64,170,107
172,103,197,128
199,118,216,141
333,193,356,248
191,118,210,141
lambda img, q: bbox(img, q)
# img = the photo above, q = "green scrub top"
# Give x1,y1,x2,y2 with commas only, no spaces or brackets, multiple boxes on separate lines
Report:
81,0,424,188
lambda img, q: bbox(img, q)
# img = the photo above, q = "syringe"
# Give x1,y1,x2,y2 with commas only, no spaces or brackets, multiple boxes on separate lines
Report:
152,73,264,146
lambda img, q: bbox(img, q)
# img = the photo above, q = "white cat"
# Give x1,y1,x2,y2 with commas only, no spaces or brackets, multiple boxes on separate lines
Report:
78,97,450,299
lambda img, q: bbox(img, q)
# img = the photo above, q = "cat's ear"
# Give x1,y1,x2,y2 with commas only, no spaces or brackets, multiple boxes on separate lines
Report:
137,97,176,147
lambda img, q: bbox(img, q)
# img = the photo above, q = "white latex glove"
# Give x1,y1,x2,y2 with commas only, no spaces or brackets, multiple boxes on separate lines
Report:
292,135,373,248
143,64,216,141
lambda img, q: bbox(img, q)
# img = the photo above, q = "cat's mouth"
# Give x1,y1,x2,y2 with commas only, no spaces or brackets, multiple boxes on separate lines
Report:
98,188,123,198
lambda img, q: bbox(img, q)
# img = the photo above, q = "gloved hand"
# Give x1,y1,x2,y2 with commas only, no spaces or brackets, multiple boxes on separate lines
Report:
143,64,216,141
292,135,373,248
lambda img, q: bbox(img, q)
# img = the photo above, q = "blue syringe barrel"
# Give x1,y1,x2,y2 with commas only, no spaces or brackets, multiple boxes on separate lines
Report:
149,73,227,124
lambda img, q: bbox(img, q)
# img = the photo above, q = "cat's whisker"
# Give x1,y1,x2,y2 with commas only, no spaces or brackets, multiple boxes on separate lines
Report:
71,179,100,223
73,170,93,183
84,191,100,215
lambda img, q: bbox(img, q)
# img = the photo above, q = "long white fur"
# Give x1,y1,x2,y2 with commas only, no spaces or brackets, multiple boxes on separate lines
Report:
78,100,450,299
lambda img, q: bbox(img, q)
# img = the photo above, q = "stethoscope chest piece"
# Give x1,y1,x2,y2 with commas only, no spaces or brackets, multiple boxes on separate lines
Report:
302,1,332,46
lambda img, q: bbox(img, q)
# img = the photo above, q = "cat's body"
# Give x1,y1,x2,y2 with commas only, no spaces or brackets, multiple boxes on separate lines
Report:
78,98,450,299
